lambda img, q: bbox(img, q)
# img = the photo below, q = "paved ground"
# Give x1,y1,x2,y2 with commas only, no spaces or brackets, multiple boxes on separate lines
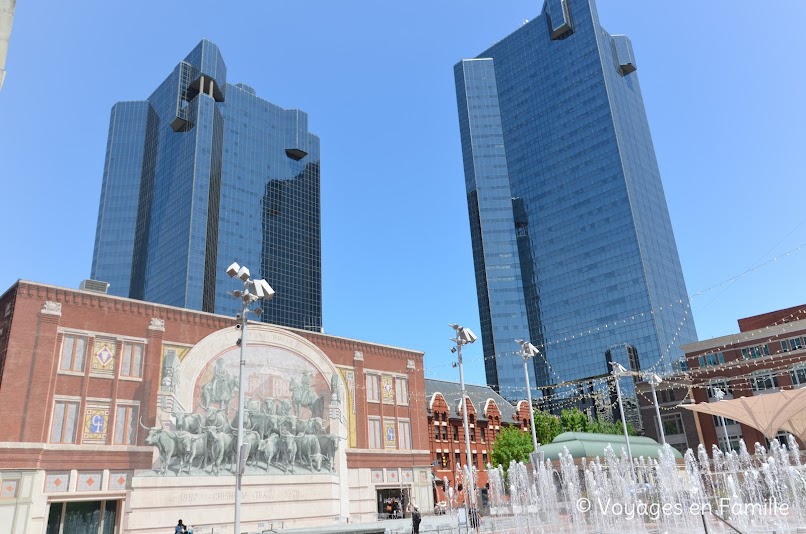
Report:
263,514,478,534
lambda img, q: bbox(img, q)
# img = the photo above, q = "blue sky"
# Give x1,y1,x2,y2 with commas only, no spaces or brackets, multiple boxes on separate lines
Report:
1,1,804,388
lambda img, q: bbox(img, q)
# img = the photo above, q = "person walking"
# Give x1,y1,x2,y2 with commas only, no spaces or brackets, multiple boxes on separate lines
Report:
407,501,421,534
174,519,185,534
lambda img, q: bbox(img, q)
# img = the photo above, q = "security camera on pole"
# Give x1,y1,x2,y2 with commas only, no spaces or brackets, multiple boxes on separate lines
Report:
226,262,275,534
449,323,478,530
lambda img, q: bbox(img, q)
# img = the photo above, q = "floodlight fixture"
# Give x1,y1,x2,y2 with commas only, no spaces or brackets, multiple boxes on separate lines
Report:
516,339,539,358
236,266,251,282
251,278,275,300
226,262,241,278
609,361,628,376
646,373,662,387
450,324,477,345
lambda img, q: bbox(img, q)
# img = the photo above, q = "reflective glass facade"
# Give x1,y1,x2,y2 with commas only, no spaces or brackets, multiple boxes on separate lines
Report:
92,40,321,331
455,0,697,401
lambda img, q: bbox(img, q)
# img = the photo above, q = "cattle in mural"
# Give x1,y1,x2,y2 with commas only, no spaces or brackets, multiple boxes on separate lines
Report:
142,365,343,476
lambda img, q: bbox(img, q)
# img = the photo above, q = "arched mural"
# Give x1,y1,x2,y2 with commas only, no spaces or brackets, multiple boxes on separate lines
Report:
142,325,346,477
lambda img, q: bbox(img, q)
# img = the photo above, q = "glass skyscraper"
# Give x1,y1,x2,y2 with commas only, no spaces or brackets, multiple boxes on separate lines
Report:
455,0,697,403
92,40,321,331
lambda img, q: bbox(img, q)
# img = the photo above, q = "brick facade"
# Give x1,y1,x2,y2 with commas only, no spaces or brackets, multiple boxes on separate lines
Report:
0,280,434,533
424,379,528,507
637,304,806,454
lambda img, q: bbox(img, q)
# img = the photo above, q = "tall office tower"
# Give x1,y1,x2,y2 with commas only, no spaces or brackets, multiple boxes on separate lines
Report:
455,0,697,402
92,40,321,331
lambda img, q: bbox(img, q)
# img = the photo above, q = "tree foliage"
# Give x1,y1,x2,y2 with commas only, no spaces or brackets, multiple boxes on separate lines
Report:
533,410,563,444
490,426,533,473
532,407,637,445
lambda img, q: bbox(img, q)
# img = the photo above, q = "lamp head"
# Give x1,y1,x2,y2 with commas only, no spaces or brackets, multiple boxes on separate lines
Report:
459,327,477,344
449,324,477,344
250,279,275,300
226,262,241,278
610,361,628,375
648,373,662,386
236,266,251,282
516,339,539,357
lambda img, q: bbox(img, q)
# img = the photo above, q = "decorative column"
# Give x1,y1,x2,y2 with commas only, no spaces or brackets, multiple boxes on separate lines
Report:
353,350,367,448
20,301,63,442
142,318,165,431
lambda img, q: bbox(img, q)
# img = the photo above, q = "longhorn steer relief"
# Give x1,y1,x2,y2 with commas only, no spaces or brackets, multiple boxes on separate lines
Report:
140,418,192,476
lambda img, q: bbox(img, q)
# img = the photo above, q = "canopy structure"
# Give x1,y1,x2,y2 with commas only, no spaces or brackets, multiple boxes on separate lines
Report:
781,411,806,443
681,387,806,440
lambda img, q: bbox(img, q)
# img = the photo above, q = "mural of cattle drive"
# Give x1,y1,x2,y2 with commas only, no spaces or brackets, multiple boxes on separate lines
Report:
141,342,344,477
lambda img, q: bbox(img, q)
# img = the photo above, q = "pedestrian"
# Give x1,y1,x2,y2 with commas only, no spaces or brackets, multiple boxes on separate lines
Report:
408,501,421,534
174,519,185,534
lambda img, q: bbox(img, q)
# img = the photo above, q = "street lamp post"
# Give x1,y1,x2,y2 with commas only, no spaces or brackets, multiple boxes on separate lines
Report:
646,373,666,445
516,339,540,454
449,323,478,529
610,361,635,481
226,262,275,534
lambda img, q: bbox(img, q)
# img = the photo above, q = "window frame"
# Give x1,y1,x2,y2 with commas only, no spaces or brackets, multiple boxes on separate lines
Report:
368,417,382,449
59,334,88,375
366,374,380,403
50,399,80,444
398,419,412,450
660,413,685,436
119,341,145,380
113,403,139,445
395,377,409,406
749,371,779,392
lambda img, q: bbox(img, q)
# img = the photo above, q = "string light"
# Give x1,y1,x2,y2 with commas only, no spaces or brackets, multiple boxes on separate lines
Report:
423,240,806,395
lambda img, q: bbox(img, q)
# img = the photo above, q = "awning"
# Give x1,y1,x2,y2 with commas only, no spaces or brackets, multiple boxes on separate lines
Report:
681,388,806,440
781,410,806,442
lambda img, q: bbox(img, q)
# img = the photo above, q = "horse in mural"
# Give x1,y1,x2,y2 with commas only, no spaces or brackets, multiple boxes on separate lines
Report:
289,375,326,418
201,376,239,414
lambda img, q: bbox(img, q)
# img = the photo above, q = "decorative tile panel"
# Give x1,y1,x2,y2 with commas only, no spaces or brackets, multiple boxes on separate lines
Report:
387,469,399,482
45,472,70,493
0,479,18,499
77,472,102,492
108,472,129,491
401,469,413,484
383,419,396,449
371,469,384,483
91,338,116,375
82,404,110,444
381,375,395,404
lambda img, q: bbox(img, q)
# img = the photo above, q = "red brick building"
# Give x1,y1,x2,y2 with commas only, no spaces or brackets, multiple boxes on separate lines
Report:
424,379,529,507
638,304,806,453
0,280,433,534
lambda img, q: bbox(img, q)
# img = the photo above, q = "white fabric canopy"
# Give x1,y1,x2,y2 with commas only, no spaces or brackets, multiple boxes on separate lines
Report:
681,387,806,440
781,410,806,443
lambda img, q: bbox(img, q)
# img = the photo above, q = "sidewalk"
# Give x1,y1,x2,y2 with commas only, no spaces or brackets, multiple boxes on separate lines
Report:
267,514,484,534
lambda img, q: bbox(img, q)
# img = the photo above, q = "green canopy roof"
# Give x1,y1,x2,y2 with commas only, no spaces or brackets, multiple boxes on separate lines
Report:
537,432,683,461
